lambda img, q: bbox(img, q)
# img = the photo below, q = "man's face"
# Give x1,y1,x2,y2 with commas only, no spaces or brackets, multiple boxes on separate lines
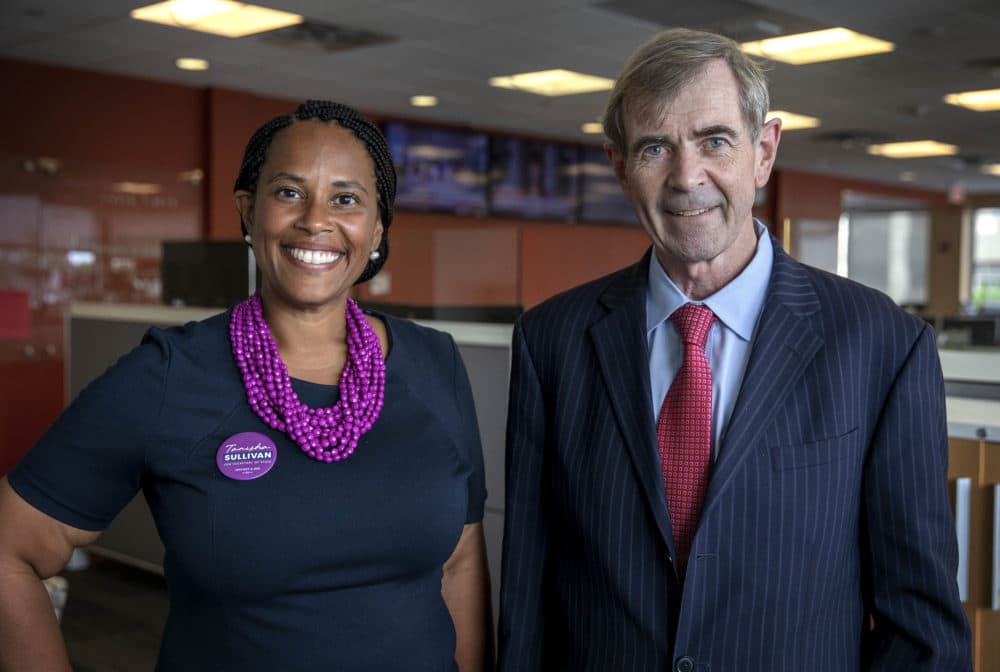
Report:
610,59,780,288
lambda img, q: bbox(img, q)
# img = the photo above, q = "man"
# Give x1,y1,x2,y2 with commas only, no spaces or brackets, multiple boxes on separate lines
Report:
498,27,970,671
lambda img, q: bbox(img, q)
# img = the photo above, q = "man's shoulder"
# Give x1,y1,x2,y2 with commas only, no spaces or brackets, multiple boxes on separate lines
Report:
784,255,925,332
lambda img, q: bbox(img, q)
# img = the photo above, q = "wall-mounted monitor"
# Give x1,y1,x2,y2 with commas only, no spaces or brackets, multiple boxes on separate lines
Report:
577,145,638,226
161,241,259,308
384,121,488,216
488,137,579,220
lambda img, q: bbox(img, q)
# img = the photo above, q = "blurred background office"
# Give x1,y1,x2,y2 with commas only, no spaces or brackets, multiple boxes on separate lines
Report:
2,1,1000,670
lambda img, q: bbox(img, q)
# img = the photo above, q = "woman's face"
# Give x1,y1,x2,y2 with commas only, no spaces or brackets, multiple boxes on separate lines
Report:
236,119,383,314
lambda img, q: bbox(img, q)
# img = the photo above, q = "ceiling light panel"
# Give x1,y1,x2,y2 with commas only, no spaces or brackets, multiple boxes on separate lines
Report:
766,110,820,130
944,88,1000,112
131,0,303,38
175,57,209,71
489,69,614,97
866,140,958,158
410,95,438,107
742,28,894,65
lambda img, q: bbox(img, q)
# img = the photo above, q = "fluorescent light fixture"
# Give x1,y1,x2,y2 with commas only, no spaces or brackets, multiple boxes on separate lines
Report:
983,163,1000,176
490,69,614,97
742,28,894,65
131,0,303,38
410,95,438,107
766,110,820,130
899,171,917,182
944,88,1000,112
175,57,209,71
866,140,958,159
581,122,604,134
113,182,161,195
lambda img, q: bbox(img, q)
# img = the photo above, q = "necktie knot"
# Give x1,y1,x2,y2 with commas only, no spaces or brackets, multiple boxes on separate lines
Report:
671,303,715,347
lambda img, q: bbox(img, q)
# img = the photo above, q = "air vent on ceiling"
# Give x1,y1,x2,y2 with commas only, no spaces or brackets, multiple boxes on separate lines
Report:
813,130,890,150
256,20,395,52
595,0,820,42
950,155,985,171
965,57,1000,78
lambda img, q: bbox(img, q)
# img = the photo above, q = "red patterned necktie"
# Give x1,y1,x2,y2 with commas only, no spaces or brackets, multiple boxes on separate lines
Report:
657,303,716,575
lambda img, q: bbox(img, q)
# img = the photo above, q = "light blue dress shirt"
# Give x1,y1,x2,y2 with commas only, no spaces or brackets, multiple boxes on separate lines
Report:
646,221,773,458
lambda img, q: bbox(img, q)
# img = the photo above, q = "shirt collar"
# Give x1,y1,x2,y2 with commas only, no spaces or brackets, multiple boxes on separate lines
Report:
646,220,773,342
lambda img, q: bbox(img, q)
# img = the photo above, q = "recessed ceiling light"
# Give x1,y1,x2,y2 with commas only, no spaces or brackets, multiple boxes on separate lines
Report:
944,88,1000,112
742,28,894,65
489,69,614,97
175,57,209,71
581,122,604,134
766,110,820,130
983,163,1000,176
410,95,438,107
866,140,958,158
132,0,303,38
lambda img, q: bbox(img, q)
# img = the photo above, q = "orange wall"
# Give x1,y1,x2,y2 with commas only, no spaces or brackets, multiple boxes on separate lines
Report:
0,58,208,470
773,169,948,224
352,213,653,309
354,212,521,306
0,59,204,173
205,88,299,240
520,223,650,308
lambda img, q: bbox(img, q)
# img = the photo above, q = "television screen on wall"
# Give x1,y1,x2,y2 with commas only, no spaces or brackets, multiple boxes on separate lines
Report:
577,145,638,226
384,121,489,216
488,137,579,220
161,241,260,308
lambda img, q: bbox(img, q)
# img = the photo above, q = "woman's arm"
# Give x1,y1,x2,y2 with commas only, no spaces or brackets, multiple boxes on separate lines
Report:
442,522,493,672
0,477,100,672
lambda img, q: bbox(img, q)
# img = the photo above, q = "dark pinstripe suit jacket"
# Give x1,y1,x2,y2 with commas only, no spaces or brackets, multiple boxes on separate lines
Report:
498,241,971,671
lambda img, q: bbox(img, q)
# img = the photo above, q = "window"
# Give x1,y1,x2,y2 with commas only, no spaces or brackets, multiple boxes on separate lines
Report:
788,208,929,307
971,208,1000,312
843,210,929,307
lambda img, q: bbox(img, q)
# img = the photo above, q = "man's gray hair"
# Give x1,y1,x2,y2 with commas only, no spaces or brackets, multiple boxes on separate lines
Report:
602,27,770,154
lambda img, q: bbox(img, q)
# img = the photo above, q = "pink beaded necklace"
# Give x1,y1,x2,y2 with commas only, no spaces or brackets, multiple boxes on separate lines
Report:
229,292,385,462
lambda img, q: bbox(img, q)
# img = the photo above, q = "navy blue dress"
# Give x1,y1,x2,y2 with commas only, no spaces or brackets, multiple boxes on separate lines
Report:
10,310,486,671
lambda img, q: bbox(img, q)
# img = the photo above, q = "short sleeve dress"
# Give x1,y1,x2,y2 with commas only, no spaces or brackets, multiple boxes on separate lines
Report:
9,310,486,672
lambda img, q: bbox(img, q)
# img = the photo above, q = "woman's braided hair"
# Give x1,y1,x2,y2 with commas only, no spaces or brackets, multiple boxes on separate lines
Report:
234,100,397,284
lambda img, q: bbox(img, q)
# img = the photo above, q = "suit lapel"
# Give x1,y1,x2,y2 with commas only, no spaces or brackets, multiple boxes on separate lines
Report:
701,243,824,518
588,250,675,551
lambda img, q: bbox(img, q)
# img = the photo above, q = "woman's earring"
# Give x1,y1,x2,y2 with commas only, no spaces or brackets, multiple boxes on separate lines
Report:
370,250,381,261
244,234,252,245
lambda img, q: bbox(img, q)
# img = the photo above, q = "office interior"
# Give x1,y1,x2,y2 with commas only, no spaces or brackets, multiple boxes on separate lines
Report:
2,0,1000,669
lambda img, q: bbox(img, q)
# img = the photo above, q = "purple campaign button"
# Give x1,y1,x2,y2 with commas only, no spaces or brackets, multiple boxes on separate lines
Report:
217,432,277,481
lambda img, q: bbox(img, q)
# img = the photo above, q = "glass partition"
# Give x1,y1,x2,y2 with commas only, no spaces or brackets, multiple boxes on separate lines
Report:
971,208,1000,312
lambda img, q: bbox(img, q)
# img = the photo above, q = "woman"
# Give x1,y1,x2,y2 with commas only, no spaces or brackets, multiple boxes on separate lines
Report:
0,101,492,671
